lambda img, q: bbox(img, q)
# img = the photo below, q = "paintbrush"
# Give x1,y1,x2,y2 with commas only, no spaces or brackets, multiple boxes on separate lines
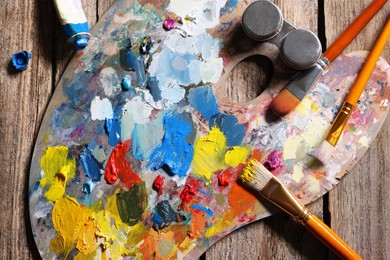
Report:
270,0,388,117
314,17,390,164
240,158,362,260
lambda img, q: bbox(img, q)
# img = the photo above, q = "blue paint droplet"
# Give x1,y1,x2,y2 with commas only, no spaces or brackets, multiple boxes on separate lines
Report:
210,113,245,146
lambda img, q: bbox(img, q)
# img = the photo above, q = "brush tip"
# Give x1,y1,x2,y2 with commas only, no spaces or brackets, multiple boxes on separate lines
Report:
240,159,274,190
312,141,335,164
270,89,301,117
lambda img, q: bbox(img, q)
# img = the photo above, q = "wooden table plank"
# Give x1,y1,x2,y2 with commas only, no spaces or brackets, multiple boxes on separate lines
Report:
0,0,55,258
325,1,390,259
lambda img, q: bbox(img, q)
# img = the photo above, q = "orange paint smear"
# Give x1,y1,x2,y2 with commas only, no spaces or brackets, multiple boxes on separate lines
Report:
312,171,326,180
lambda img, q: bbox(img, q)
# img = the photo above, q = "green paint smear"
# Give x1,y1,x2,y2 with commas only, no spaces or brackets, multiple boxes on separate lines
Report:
116,182,147,226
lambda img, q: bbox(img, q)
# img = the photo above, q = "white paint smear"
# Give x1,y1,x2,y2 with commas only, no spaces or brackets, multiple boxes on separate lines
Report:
121,96,154,140
90,96,113,121
292,164,304,183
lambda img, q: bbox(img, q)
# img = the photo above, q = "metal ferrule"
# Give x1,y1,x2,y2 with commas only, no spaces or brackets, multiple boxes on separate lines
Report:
285,61,324,100
325,102,355,146
261,177,310,224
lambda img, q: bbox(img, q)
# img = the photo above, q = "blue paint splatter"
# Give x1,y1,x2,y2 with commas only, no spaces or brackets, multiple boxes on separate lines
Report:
80,148,103,181
147,113,194,177
188,86,219,121
210,113,245,146
191,204,213,216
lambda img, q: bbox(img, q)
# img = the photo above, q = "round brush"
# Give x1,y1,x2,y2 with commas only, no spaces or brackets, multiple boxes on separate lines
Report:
314,17,390,164
270,0,388,117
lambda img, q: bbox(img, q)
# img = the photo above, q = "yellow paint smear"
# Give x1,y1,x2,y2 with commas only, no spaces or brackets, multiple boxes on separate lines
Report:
40,146,76,202
50,195,97,259
224,146,250,168
192,127,227,179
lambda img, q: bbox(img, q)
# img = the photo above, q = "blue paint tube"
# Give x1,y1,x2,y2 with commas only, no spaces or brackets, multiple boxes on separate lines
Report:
53,0,90,50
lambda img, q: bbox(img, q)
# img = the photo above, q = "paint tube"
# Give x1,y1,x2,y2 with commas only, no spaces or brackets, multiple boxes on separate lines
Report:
53,0,90,50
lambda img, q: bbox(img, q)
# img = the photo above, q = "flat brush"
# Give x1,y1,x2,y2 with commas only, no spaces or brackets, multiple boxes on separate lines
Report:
270,0,388,117
314,17,390,164
240,159,362,260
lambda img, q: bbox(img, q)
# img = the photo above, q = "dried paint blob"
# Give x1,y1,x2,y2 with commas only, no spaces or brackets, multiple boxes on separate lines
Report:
153,175,165,195
163,17,177,31
12,51,31,70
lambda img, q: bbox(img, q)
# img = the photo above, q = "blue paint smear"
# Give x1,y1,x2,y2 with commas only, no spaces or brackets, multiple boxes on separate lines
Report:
191,204,213,217
210,113,245,146
220,0,238,15
119,48,136,71
135,56,147,87
155,47,197,86
132,114,164,161
188,86,219,122
147,113,194,177
152,200,177,229
83,180,95,194
147,76,162,101
80,148,103,182
105,118,121,147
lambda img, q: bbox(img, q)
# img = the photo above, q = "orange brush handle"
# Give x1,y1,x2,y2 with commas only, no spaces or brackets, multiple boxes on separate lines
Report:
323,0,388,62
305,214,362,260
346,18,390,105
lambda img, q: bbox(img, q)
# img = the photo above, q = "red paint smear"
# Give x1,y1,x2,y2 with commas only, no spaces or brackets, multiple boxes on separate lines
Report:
104,142,141,189
152,175,165,195
179,178,200,210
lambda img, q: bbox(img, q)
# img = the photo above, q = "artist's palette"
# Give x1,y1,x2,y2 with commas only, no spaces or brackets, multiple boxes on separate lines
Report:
29,0,390,259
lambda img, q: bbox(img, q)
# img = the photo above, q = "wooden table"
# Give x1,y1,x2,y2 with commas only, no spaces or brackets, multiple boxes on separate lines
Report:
0,0,388,259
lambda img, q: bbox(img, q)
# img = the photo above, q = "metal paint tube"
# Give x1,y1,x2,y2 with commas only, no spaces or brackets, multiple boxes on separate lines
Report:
53,0,90,50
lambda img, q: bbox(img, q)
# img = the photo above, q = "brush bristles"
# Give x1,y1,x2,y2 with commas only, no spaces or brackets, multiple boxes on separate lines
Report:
270,89,301,117
240,159,274,191
313,141,335,164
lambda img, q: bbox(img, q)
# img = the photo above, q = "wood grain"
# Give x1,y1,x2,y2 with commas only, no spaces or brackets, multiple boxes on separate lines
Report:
0,0,388,259
325,1,390,259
